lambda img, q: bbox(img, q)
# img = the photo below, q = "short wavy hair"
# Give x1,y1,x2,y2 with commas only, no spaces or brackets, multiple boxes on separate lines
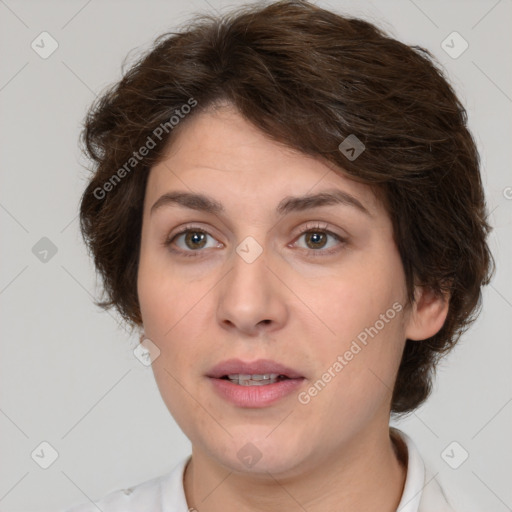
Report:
79,0,495,414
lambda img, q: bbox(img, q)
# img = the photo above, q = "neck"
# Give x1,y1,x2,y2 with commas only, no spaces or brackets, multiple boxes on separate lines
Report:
183,425,407,512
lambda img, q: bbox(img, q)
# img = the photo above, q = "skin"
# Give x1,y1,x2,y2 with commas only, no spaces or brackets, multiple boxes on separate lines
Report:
137,103,449,512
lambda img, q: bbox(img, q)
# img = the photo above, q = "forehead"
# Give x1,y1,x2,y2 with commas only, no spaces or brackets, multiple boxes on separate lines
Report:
144,106,382,217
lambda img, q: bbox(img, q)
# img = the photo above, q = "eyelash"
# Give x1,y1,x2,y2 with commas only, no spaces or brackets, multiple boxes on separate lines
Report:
163,222,347,258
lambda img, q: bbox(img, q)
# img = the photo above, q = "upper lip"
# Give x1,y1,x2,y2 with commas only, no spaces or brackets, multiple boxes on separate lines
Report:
207,358,304,379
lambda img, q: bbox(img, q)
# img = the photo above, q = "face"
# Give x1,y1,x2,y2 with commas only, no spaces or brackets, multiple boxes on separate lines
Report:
137,104,412,476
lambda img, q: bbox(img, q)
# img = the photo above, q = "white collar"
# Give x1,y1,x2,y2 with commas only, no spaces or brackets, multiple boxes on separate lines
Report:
394,429,455,511
395,428,426,511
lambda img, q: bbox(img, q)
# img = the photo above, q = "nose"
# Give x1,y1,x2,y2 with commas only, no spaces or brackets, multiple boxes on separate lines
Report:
216,242,288,337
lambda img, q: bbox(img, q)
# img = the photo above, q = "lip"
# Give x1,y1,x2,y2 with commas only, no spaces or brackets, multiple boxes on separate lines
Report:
206,358,304,379
209,377,305,408
206,358,305,408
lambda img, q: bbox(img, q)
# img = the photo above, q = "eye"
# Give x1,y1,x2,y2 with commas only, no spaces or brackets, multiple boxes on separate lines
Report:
164,222,347,258
164,225,223,257
292,222,347,256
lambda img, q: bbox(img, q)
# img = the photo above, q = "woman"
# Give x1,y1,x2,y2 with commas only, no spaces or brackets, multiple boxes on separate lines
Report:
66,1,494,510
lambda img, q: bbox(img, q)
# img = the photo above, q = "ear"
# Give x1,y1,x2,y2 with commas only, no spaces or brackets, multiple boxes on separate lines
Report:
405,286,450,341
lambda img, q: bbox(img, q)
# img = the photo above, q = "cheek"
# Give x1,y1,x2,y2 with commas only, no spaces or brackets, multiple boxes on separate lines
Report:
137,250,212,374
297,246,407,390
137,244,189,332
297,257,405,344
138,264,208,426
137,234,216,325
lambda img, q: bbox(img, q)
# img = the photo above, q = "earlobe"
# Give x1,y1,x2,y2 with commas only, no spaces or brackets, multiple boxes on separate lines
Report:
405,286,450,341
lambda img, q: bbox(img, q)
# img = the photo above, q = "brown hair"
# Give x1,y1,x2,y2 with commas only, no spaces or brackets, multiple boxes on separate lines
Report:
79,0,495,414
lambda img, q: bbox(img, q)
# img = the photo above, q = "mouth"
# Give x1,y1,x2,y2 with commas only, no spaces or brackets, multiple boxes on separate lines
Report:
206,359,305,407
219,373,292,386
207,358,304,381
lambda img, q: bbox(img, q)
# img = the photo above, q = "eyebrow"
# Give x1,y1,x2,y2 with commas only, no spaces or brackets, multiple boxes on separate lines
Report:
150,188,372,217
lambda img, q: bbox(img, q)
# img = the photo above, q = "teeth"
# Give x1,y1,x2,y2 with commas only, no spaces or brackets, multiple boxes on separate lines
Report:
226,373,285,386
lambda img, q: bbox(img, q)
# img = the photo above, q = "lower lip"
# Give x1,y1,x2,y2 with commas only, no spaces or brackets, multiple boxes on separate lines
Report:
208,377,305,408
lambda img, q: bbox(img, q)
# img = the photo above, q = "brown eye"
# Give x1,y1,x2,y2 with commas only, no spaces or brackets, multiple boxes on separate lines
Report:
304,231,329,249
165,226,223,258
293,223,347,257
183,231,208,250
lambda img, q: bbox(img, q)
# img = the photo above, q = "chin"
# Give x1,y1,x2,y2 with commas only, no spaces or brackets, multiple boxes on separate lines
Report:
205,431,311,476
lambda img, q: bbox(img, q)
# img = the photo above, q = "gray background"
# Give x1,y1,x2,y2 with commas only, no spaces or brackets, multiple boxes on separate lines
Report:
0,0,510,511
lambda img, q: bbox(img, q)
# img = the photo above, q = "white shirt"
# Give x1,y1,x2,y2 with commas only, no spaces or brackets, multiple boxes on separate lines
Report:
64,429,456,512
